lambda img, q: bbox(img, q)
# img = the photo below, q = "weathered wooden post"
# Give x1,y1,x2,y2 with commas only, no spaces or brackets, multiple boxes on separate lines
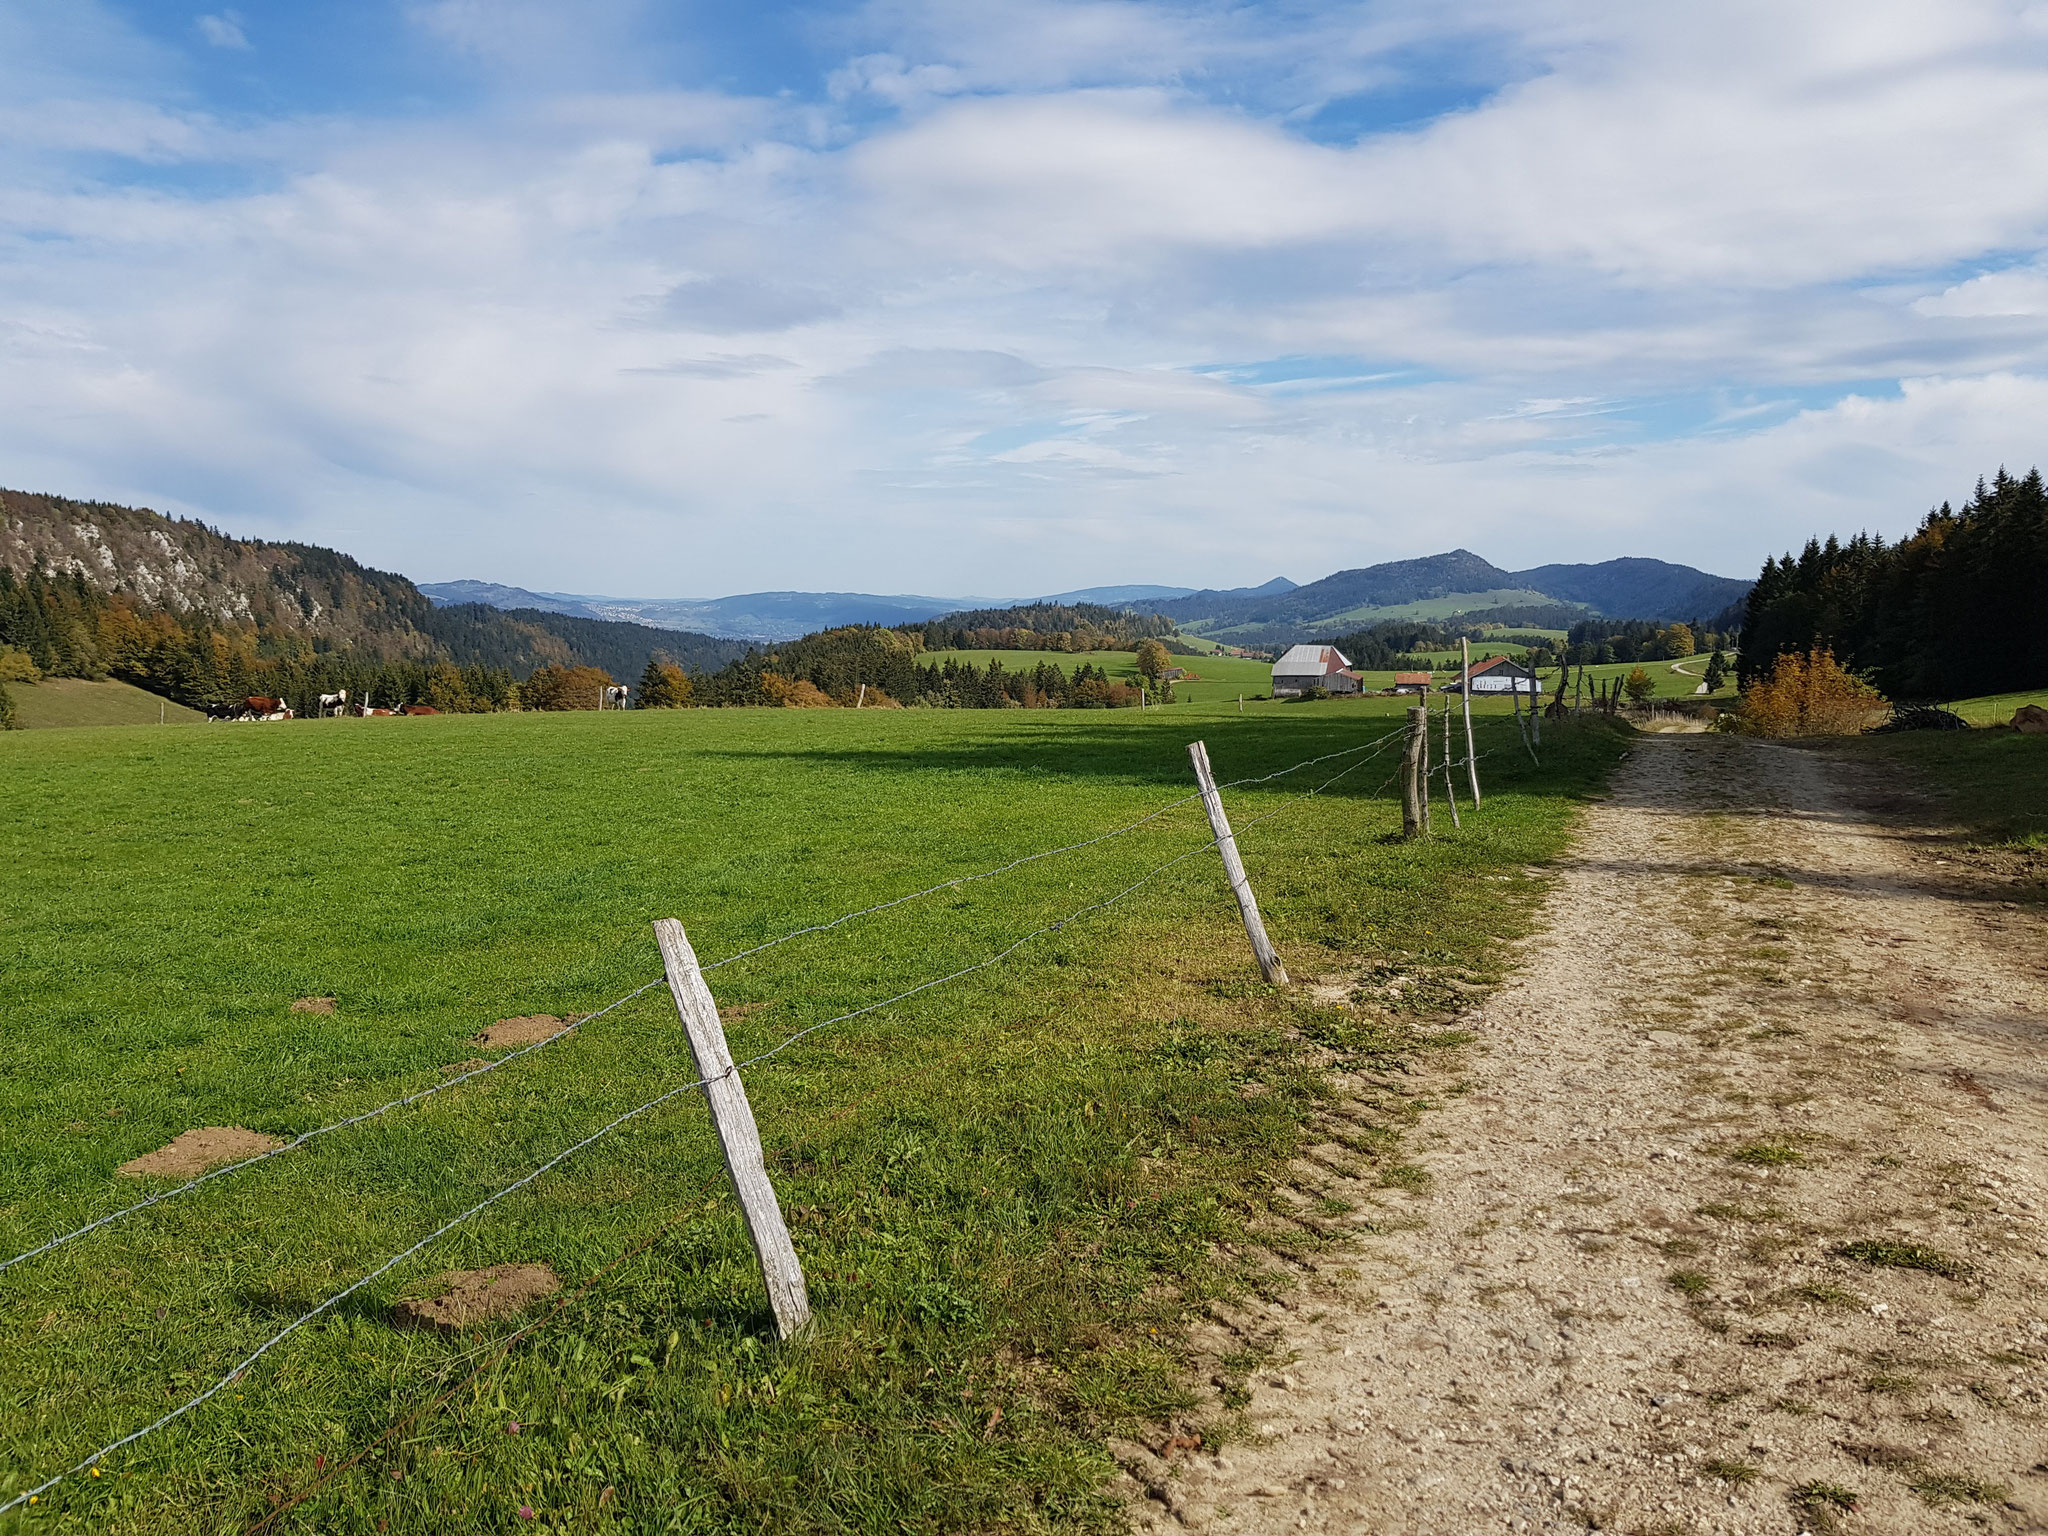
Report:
1440,692,1461,829
1401,706,1428,838
1187,742,1288,985
1416,700,1432,834
1459,638,1481,807
653,918,812,1341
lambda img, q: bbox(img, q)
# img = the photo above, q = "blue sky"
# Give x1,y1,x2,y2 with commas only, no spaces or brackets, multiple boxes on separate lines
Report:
5,1,2048,596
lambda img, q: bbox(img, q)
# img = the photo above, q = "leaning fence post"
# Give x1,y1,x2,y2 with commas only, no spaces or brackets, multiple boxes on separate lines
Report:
1187,741,1288,985
1459,638,1481,807
652,918,813,1341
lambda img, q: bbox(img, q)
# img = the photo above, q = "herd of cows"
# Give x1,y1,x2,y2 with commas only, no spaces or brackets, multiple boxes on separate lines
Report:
204,690,442,722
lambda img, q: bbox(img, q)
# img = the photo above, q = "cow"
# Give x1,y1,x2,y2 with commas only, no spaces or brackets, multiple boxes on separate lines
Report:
399,704,440,716
317,689,348,717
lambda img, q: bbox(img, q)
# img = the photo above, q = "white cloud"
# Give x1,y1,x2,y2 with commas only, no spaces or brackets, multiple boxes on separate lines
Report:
1,1,2047,596
195,12,250,50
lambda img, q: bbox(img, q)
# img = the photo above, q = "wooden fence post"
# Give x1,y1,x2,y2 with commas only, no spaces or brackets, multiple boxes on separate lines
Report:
1400,706,1427,838
1416,701,1432,834
653,918,813,1341
1440,692,1461,829
1187,742,1288,985
1459,638,1481,807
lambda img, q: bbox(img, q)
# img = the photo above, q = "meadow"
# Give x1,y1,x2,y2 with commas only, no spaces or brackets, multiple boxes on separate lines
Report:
6,679,206,729
0,700,1631,1533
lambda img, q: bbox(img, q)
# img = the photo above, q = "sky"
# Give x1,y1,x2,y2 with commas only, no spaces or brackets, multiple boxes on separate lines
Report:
4,1,2048,598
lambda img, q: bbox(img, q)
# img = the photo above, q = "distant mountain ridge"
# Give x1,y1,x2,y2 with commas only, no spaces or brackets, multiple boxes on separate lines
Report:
417,575,1302,641
1157,551,1748,643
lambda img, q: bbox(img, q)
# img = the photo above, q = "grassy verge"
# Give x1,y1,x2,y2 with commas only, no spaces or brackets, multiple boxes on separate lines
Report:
0,704,1629,1533
1839,728,2048,846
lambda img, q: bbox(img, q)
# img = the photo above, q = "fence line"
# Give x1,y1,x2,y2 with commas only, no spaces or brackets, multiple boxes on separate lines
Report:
0,730,1422,1516
0,728,1407,1281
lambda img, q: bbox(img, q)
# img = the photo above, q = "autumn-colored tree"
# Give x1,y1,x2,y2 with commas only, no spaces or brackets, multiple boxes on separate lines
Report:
1133,637,1170,683
637,658,693,708
423,661,475,713
1660,623,1696,657
1738,647,1885,737
519,663,613,710
1623,666,1655,704
758,671,836,707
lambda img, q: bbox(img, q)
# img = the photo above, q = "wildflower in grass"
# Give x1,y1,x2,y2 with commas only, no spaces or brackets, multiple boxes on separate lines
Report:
507,1420,521,1435
517,1505,536,1520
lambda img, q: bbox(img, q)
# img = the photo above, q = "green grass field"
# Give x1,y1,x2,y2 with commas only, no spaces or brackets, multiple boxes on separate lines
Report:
1844,725,2048,846
1939,687,2048,727
0,703,1630,1533
7,679,204,729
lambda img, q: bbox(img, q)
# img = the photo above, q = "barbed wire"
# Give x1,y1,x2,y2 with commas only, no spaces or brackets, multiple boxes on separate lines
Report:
0,978,666,1280
0,727,1403,1280
1,724,1425,1518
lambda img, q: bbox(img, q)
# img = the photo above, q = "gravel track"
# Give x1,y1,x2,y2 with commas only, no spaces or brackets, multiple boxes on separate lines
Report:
1122,733,2048,1536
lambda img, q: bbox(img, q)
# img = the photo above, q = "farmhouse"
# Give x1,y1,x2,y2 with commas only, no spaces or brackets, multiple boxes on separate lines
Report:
1271,644,1363,697
1443,656,1543,696
1392,670,1433,694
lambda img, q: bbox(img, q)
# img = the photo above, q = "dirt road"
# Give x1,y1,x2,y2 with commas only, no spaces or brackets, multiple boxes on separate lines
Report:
1124,733,2048,1535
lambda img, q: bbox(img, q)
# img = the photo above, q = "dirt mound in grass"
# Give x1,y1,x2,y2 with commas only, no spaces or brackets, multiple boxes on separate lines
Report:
391,1263,560,1332
472,1014,587,1049
118,1127,283,1178
290,996,336,1014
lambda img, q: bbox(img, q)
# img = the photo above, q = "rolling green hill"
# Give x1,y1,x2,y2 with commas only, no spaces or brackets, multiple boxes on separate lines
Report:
7,678,205,729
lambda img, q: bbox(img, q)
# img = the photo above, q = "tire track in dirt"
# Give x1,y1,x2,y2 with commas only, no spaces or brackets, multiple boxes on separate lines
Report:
1124,734,2048,1536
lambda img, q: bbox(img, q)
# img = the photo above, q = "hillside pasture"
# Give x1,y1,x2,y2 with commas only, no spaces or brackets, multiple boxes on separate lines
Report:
0,705,1630,1533
6,678,204,729
919,647,1274,704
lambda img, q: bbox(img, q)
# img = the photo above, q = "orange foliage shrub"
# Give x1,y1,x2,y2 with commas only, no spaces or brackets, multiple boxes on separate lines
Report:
760,671,836,708
1738,648,1885,737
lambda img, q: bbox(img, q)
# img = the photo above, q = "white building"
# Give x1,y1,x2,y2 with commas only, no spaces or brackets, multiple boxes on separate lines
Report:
1442,656,1543,695
1271,644,1363,697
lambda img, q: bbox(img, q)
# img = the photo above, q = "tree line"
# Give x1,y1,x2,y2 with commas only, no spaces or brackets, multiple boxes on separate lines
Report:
634,625,1145,709
906,601,1178,654
1738,466,2048,699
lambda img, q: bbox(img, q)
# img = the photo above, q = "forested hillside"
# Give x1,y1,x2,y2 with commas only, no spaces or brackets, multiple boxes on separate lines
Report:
0,488,742,715
1739,467,2048,699
906,601,1176,653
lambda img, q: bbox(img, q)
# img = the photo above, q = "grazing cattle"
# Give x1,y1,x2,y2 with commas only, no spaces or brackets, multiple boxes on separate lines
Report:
399,704,440,716
231,695,294,721
317,689,348,717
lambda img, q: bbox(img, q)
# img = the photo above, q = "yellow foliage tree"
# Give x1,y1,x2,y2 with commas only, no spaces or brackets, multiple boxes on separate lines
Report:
1661,623,1696,657
1738,648,1885,737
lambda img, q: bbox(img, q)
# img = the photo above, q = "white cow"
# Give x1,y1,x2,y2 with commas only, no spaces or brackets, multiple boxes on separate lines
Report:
317,689,348,717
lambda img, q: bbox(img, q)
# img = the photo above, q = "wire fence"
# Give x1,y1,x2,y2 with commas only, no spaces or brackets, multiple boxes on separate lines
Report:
0,718,1470,1518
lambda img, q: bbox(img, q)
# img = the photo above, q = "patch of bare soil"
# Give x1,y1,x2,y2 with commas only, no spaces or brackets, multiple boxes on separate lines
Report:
473,1014,581,1049
440,1057,490,1075
118,1126,283,1178
290,996,336,1014
390,1263,560,1333
1130,735,2048,1536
